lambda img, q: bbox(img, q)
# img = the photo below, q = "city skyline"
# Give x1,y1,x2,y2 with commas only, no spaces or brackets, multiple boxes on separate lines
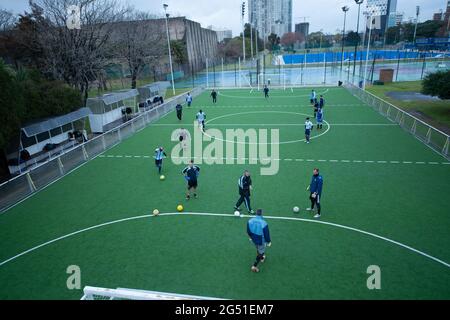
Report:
0,0,446,36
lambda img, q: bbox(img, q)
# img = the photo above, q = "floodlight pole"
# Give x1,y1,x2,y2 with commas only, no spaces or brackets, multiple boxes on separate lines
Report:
353,0,364,77
163,4,176,96
242,1,246,63
340,6,350,71
363,11,374,90
413,6,420,44
250,23,254,58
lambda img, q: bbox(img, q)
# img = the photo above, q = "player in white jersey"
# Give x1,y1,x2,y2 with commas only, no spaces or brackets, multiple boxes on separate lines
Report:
305,117,313,144
196,109,206,132
154,147,167,174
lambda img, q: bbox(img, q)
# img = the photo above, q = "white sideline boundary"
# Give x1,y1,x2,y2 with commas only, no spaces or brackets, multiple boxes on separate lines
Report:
218,88,330,99
0,212,448,269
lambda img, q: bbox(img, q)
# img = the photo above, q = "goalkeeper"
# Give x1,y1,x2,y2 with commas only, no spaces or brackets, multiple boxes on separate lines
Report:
306,168,323,219
182,159,200,200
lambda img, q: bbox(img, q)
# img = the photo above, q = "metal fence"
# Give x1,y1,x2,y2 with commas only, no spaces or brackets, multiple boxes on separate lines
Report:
0,87,204,213
344,82,450,160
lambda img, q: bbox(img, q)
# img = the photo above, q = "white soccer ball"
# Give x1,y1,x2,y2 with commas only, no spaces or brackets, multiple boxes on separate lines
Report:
293,206,300,213
152,209,160,216
234,211,241,217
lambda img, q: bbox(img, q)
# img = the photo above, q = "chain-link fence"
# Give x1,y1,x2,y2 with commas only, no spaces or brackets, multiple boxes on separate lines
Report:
0,87,204,213
344,82,449,160
170,50,449,90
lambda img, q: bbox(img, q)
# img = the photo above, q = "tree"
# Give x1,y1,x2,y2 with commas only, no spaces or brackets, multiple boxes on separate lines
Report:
345,31,361,47
280,32,300,51
21,0,129,104
422,70,450,100
112,10,165,89
0,9,17,31
307,31,329,49
268,33,280,51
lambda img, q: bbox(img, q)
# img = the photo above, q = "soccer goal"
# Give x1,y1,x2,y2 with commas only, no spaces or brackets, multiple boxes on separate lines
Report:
257,73,292,91
81,286,224,300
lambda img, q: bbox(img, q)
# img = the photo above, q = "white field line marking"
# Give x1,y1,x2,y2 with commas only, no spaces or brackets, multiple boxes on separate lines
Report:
218,88,330,99
0,212,448,269
197,104,366,108
202,111,331,145
149,123,395,127
98,155,448,166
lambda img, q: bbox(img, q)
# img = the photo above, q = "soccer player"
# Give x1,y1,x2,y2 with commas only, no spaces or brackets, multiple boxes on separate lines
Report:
178,127,188,149
304,117,313,144
175,103,182,121
306,168,323,218
186,92,193,107
310,89,316,105
316,108,324,130
196,109,206,131
234,170,254,214
210,89,218,104
319,95,325,109
263,85,269,98
154,147,167,175
313,100,319,118
247,209,271,273
182,159,200,200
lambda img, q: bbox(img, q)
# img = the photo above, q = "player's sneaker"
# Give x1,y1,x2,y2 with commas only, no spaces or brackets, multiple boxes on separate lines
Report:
234,206,242,211
306,208,312,211
194,194,198,199
314,214,321,219
260,255,266,263
251,266,259,273
249,210,255,214
186,195,190,201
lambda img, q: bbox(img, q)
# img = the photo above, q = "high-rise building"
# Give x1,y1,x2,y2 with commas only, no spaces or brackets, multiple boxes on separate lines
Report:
207,26,233,43
366,0,397,34
295,22,309,38
249,0,293,39
432,1,450,23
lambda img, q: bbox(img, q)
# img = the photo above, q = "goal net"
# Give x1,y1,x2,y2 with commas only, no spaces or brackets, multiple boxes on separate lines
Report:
81,286,224,300
257,73,291,91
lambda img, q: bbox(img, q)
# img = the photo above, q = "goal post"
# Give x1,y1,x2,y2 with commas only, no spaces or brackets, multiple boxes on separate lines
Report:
81,286,225,300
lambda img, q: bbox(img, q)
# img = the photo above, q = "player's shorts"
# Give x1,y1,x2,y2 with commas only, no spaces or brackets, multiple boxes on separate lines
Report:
187,179,198,189
155,159,162,166
317,119,323,124
187,102,191,106
197,120,204,126
305,129,311,135
256,244,266,255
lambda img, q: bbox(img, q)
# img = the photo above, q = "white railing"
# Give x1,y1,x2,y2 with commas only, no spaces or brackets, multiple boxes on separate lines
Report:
0,87,204,213
344,82,450,160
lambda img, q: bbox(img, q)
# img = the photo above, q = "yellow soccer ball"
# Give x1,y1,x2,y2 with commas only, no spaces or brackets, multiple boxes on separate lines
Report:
177,205,184,212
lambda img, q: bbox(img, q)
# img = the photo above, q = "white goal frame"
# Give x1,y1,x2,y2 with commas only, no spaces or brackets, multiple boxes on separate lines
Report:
81,286,224,300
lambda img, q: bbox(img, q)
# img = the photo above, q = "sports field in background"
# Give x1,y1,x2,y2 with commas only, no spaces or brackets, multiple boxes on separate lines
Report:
0,87,449,299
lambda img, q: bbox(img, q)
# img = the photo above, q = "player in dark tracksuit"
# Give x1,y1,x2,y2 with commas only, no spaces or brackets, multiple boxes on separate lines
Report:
319,95,325,109
234,170,254,214
182,160,200,200
175,103,182,120
210,90,218,104
247,209,271,273
306,168,323,218
263,85,269,98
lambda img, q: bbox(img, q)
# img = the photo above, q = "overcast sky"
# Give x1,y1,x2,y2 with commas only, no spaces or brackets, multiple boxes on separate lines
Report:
1,0,447,35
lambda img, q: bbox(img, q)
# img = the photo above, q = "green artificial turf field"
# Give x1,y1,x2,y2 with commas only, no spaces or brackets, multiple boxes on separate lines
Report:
0,87,449,299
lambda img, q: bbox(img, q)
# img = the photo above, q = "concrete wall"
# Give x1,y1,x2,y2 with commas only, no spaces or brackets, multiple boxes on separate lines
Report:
110,17,218,74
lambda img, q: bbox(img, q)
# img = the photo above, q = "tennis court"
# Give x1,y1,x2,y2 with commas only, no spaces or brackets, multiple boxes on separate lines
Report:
0,87,449,299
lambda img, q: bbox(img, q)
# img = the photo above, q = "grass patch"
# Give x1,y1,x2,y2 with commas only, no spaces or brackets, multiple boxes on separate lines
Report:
366,81,450,131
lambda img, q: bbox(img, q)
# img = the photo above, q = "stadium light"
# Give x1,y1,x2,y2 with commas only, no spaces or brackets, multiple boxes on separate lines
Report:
163,4,176,96
340,6,350,71
352,0,364,78
413,6,420,44
242,1,246,62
